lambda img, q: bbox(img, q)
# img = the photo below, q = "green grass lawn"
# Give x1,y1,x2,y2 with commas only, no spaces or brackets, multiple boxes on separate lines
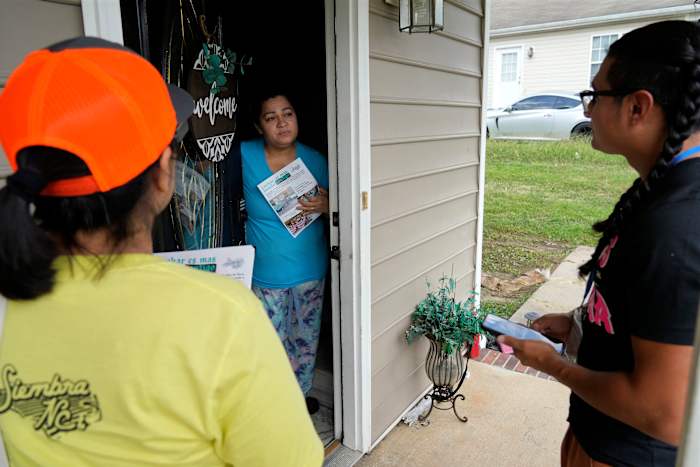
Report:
482,139,637,318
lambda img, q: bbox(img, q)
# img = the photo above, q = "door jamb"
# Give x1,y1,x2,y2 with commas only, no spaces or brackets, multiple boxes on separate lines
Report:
323,0,344,443
334,0,373,453
81,0,124,44
475,0,491,308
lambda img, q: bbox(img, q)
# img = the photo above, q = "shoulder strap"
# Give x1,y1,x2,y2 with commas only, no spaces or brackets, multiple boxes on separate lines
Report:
582,269,596,305
0,295,9,467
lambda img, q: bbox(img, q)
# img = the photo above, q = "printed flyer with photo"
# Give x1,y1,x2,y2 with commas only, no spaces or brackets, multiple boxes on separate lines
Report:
257,158,321,238
156,245,255,289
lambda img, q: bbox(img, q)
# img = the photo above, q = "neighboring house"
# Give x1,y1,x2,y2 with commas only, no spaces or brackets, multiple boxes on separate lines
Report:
487,0,700,109
0,0,488,461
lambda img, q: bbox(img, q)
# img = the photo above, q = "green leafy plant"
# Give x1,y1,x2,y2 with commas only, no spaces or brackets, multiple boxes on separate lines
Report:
405,275,484,355
201,43,227,95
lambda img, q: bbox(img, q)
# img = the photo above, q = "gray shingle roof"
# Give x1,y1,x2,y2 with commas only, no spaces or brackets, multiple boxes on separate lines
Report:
491,0,695,31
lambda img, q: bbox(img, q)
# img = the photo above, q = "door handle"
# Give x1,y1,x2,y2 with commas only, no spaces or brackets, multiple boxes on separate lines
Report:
544,114,553,118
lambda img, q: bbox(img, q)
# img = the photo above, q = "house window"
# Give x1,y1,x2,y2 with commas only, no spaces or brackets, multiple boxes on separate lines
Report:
591,34,619,80
501,52,518,82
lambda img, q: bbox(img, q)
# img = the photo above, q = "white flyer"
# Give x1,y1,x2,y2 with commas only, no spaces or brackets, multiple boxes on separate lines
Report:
257,158,321,238
156,245,255,289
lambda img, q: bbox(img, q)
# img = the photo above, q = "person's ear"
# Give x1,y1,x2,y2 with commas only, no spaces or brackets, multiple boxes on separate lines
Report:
627,90,656,124
152,146,175,196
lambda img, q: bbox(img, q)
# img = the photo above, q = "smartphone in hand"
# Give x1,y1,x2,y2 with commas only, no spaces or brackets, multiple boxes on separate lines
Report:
482,314,564,354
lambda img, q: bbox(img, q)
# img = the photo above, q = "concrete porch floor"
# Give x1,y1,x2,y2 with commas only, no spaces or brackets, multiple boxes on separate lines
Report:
356,361,569,467
356,246,594,467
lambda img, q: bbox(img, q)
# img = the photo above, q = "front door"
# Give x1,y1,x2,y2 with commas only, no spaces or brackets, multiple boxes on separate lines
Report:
494,46,522,109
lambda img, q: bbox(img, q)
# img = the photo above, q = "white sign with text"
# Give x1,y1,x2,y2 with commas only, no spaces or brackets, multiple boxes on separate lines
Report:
157,245,255,289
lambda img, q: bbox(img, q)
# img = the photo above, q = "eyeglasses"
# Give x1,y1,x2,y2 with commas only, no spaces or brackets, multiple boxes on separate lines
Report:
578,89,638,113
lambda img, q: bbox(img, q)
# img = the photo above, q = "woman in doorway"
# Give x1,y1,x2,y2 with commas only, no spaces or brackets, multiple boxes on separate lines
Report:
0,38,322,467
241,88,329,413
498,21,700,466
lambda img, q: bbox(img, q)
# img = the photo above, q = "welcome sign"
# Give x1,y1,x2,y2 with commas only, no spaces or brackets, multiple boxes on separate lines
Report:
187,43,252,162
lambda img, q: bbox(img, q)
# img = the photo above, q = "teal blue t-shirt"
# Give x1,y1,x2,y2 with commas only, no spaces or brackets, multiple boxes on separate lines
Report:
241,138,329,288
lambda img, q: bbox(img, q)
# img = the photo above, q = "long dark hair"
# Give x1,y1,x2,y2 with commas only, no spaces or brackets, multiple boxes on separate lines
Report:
580,20,700,277
250,85,298,123
0,147,155,300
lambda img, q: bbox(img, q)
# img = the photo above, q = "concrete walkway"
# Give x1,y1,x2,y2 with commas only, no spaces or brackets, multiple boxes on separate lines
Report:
510,246,593,326
355,246,594,467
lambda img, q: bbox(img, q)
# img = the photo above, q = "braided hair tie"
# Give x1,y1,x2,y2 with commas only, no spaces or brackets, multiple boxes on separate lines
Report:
6,169,48,203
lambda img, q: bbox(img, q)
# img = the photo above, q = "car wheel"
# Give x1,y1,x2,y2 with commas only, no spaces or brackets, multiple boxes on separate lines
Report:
571,123,592,139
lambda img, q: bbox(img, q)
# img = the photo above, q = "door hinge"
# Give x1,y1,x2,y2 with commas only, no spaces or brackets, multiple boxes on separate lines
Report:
330,246,341,261
332,211,339,227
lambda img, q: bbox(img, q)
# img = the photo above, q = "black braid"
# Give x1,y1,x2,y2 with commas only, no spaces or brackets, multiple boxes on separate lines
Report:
579,22,700,277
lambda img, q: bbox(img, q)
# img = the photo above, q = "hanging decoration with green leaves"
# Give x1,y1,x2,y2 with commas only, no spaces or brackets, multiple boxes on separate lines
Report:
189,37,252,163
200,43,253,96
161,0,254,251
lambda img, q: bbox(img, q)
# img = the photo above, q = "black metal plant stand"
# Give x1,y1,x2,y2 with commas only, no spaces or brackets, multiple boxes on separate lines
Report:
418,339,471,424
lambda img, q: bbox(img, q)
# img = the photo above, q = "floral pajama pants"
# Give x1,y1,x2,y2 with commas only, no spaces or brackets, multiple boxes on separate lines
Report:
253,279,325,395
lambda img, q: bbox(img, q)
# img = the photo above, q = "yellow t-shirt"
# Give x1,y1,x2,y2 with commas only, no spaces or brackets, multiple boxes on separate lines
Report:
0,255,323,467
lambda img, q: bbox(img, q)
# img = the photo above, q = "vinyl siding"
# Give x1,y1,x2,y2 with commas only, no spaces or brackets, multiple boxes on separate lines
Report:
486,15,700,108
368,0,485,443
0,0,84,178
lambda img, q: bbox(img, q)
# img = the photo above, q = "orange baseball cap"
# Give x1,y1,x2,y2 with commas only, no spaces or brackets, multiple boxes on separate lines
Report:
0,37,193,197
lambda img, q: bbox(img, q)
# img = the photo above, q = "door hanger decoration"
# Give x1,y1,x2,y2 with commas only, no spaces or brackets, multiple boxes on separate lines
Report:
163,6,252,251
188,42,251,162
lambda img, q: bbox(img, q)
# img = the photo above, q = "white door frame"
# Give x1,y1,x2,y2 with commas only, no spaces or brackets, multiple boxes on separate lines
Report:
334,0,373,453
81,0,124,44
475,0,492,308
323,0,344,442
86,0,374,454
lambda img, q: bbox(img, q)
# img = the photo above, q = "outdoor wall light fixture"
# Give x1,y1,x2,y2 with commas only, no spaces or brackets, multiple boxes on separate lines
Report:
399,0,444,33
527,46,534,58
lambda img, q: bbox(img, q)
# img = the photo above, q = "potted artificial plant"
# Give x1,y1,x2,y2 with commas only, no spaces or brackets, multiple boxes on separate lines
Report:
405,275,484,422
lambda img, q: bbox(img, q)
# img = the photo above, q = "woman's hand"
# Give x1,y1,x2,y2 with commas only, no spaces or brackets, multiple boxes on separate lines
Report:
298,187,329,215
532,313,572,343
496,335,565,376
501,334,693,446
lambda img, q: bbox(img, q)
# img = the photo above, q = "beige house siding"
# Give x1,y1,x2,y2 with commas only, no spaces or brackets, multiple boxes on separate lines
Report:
368,0,485,442
487,12,700,109
0,0,84,178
